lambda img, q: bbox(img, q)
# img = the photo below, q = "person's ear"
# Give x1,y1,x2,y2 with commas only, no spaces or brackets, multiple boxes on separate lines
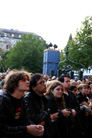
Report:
51,89,53,94
32,86,36,91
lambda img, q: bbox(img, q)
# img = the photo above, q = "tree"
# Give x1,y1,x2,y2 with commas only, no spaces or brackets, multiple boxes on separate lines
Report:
61,16,92,71
59,34,74,70
1,33,46,73
0,49,8,72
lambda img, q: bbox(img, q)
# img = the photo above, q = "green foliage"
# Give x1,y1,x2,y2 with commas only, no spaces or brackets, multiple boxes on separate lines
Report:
1,33,46,73
60,16,92,71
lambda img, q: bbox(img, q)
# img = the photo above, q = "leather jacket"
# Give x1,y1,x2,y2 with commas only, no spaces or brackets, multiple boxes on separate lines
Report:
24,91,50,125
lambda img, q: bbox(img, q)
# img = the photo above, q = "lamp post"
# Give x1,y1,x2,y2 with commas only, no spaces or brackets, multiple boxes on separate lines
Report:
58,44,84,78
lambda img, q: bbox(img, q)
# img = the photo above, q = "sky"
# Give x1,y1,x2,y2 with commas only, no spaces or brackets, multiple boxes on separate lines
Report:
0,0,92,50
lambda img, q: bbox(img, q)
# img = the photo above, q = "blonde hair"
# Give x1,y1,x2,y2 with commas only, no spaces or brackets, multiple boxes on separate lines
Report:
77,83,87,91
70,79,77,86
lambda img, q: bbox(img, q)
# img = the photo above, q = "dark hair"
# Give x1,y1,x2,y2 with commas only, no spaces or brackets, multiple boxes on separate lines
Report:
29,73,43,91
4,71,30,94
69,85,77,91
58,74,70,83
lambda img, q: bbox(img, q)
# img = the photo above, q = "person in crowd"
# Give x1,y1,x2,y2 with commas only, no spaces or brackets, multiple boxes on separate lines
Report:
0,73,6,94
43,74,50,82
24,73,54,138
76,83,92,138
89,84,92,99
58,75,80,115
0,70,44,138
88,76,92,83
81,78,86,84
75,76,78,82
70,79,77,86
69,85,78,96
77,80,82,85
76,83,92,109
58,75,83,138
45,80,71,138
86,84,91,99
6,67,12,74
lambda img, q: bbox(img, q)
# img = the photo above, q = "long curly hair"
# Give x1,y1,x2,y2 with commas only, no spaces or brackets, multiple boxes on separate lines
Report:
3,70,30,94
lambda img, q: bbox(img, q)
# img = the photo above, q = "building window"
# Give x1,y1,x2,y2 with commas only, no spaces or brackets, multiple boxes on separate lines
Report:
6,45,9,49
19,35,21,38
0,38,4,42
12,34,14,37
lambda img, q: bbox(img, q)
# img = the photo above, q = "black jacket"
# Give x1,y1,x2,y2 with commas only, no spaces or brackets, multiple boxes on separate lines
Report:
24,91,58,138
76,92,88,104
24,91,50,125
63,90,80,113
46,97,69,138
0,91,33,138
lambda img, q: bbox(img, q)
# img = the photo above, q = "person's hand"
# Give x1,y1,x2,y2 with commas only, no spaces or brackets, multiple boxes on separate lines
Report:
27,124,44,137
71,109,76,117
85,111,90,116
50,112,59,120
62,109,71,117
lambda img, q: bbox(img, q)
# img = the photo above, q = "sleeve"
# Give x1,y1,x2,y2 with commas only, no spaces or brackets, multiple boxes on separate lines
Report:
76,94,84,104
21,98,35,125
71,93,80,112
24,96,50,124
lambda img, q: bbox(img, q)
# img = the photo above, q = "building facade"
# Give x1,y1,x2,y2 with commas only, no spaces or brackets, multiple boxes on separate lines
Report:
0,28,43,51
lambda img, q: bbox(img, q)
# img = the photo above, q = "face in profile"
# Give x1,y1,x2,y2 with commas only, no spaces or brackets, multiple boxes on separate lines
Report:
63,77,70,89
33,78,46,96
17,76,30,92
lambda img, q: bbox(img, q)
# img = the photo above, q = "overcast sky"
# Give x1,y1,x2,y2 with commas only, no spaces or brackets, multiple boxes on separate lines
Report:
0,0,92,49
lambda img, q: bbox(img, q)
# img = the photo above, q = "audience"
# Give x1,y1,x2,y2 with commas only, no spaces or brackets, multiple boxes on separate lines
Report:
0,69,92,138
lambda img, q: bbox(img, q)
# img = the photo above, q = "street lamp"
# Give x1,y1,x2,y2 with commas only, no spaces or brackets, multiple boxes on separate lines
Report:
58,43,84,78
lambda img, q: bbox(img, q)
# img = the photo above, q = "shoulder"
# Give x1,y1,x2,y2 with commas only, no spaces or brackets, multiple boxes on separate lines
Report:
76,92,83,101
68,90,76,97
24,91,34,104
45,96,55,104
76,92,82,98
0,91,10,106
0,91,9,98
24,92,32,98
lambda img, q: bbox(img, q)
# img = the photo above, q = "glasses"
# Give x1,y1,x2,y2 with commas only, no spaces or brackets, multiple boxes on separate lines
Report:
37,81,46,85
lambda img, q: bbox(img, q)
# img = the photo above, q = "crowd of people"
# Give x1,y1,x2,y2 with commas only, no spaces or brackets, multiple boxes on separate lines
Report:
0,69,92,138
